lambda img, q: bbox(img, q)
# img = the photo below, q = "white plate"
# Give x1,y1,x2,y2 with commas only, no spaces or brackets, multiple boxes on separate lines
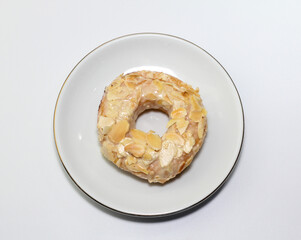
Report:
54,33,244,217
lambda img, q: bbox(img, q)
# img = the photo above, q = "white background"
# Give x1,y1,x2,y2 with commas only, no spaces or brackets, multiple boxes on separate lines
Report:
1,0,301,239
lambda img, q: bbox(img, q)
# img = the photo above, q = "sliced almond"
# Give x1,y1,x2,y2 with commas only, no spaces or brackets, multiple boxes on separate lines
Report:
171,108,187,119
167,119,178,128
173,85,187,93
137,164,149,174
108,120,129,143
105,101,119,119
130,129,147,144
176,148,183,158
124,80,137,89
164,132,185,146
126,163,149,174
143,147,158,161
184,137,195,154
117,143,127,157
159,72,169,81
159,140,177,167
198,118,206,139
189,108,207,122
145,93,157,101
97,116,115,134
120,137,133,146
115,159,122,167
157,99,171,107
173,100,185,110
164,94,173,104
124,142,145,157
142,160,152,166
143,151,153,161
176,119,189,135
119,101,135,118
125,155,137,165
125,73,140,79
146,132,162,151
183,130,193,138
161,88,173,104
187,87,199,96
170,90,185,100
201,108,207,116
106,88,122,101
190,95,202,111
145,71,154,78
152,79,163,92
189,110,203,122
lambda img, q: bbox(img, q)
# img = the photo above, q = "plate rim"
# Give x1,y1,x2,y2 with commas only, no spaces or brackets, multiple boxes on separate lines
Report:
53,32,245,218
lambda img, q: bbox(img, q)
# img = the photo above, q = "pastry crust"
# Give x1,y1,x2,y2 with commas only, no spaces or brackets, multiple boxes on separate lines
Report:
97,71,207,183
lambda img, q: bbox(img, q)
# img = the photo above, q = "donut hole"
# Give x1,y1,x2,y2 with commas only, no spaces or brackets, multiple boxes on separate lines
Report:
135,109,169,136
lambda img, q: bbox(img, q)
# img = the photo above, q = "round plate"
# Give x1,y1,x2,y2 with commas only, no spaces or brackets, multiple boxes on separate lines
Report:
54,33,244,217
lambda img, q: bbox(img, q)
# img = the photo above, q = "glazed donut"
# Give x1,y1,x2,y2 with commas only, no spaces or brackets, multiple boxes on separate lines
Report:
97,71,207,184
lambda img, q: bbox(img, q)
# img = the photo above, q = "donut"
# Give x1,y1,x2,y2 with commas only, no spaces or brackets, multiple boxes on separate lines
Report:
97,71,207,184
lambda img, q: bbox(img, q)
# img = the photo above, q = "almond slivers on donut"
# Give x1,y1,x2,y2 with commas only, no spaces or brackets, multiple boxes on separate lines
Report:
97,71,207,184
